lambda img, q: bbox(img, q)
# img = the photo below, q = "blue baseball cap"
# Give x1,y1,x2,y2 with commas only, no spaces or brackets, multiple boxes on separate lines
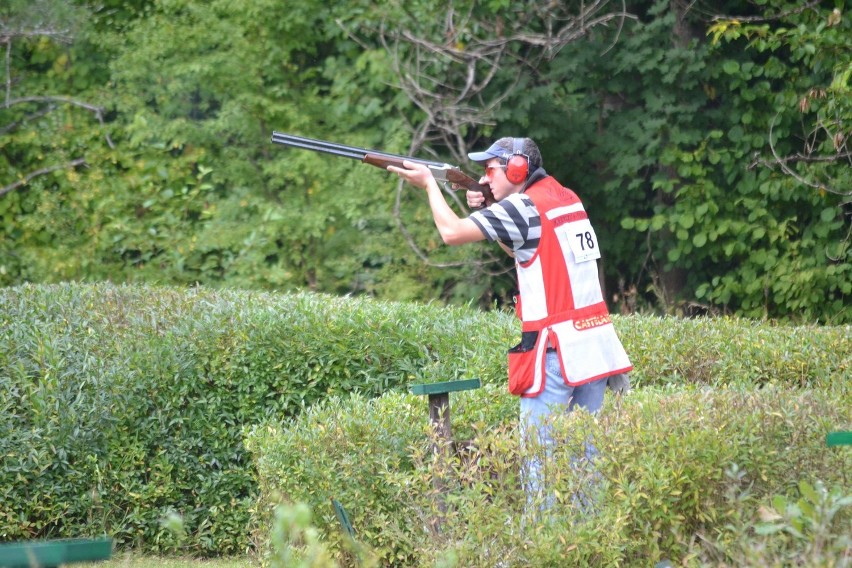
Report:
467,139,513,163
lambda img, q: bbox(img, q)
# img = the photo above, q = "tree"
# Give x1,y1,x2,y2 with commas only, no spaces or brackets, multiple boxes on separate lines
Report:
710,1,851,247
0,0,121,282
686,0,852,322
509,0,850,322
328,0,640,305
619,0,851,321
0,0,103,199
2,0,847,321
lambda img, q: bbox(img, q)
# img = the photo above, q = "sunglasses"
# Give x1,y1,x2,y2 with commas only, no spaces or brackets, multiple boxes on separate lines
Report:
485,164,508,177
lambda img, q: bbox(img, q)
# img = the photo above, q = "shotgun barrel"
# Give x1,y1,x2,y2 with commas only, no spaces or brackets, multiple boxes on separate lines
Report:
271,132,495,205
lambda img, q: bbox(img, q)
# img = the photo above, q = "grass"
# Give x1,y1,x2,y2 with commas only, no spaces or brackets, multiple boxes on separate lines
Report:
80,555,256,568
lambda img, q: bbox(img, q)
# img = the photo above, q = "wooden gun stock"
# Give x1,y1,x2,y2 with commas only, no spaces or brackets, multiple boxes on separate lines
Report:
363,153,495,205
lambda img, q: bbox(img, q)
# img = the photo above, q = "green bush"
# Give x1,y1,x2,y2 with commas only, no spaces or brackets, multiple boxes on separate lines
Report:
244,385,516,567
1,282,849,557
617,315,850,389
591,387,850,565
247,394,423,565
0,282,508,554
723,479,852,566
248,386,850,567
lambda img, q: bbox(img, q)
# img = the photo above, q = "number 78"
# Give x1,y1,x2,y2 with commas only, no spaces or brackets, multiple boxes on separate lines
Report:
576,231,595,250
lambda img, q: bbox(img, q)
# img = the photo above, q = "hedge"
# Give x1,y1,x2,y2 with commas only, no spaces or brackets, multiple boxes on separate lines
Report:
0,282,508,554
0,282,849,556
248,385,851,567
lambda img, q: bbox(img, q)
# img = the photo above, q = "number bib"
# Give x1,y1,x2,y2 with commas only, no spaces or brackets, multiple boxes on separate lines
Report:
564,219,601,263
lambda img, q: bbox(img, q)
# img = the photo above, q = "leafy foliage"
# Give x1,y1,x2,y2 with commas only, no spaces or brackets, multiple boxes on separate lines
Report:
1,0,849,321
0,282,509,554
1,282,849,558
745,479,852,565
519,0,852,322
248,386,850,566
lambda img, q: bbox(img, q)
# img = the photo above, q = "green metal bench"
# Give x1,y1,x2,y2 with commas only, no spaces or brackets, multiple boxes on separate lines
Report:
826,431,851,447
0,538,112,568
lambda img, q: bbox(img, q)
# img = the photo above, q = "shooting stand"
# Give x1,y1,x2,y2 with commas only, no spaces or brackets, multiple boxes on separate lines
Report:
410,378,481,530
410,378,481,443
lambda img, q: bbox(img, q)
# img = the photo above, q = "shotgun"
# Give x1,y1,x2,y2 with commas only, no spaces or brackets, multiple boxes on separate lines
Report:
270,132,495,206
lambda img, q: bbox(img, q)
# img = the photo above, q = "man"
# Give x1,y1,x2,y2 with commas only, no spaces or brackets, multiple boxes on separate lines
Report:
388,137,632,512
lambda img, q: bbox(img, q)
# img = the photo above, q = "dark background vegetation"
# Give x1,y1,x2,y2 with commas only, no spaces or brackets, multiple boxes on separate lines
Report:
2,0,850,322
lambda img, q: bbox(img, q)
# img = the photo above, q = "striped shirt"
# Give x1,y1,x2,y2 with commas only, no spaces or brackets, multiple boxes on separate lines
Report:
469,193,541,263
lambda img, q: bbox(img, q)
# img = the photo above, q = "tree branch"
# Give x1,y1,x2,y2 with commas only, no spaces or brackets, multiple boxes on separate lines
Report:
338,1,635,273
5,95,102,114
0,158,87,198
749,112,851,197
0,103,55,136
2,17,114,149
750,151,852,168
711,0,822,23
3,95,115,148
4,37,9,104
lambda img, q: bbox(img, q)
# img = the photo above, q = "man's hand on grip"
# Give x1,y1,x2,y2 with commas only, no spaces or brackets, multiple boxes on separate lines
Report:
466,188,487,210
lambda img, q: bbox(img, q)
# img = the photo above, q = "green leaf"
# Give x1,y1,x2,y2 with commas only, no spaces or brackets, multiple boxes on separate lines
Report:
798,480,818,504
754,523,785,535
820,207,837,222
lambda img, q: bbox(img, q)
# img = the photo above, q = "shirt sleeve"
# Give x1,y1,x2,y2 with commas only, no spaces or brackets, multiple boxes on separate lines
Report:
469,194,540,261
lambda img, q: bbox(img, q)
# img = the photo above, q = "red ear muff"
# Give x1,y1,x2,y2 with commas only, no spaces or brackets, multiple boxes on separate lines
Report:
505,138,529,184
506,155,528,184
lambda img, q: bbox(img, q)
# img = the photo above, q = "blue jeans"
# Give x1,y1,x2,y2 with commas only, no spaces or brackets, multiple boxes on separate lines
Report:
520,351,607,516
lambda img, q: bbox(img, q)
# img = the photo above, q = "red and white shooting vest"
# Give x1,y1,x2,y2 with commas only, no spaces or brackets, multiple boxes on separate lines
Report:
507,176,633,397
